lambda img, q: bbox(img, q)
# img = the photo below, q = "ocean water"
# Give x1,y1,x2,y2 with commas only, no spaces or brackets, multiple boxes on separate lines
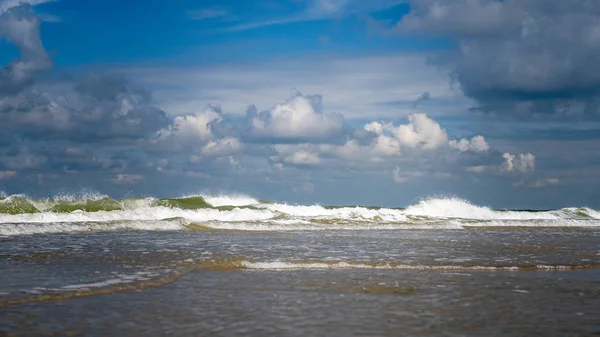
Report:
1,194,599,336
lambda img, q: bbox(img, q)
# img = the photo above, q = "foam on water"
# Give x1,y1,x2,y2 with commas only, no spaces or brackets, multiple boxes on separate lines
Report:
200,194,259,207
1,193,599,235
404,197,561,220
0,219,187,236
235,260,590,271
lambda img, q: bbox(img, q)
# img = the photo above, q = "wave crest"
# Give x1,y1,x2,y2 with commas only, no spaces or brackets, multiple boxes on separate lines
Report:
1,194,599,235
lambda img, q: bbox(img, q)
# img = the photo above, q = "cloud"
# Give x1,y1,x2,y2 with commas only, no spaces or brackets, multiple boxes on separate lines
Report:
0,4,169,141
283,150,321,165
201,137,243,157
156,105,222,143
503,153,535,173
449,135,489,152
366,113,486,155
247,90,346,142
265,110,503,185
397,0,600,118
121,54,466,121
0,3,587,208
0,74,169,140
0,3,52,95
153,105,243,158
385,113,448,150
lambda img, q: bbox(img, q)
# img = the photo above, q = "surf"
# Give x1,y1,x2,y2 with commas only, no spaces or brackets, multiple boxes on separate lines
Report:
0,193,599,235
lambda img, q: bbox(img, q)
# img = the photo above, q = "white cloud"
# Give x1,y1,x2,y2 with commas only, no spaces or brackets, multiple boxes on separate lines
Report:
365,113,488,156
370,133,402,156
386,113,449,149
284,151,321,165
249,91,345,141
156,106,221,142
269,111,495,171
449,135,489,152
503,153,535,173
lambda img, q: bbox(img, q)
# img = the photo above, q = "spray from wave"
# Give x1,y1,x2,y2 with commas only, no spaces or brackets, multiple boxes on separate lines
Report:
0,193,599,235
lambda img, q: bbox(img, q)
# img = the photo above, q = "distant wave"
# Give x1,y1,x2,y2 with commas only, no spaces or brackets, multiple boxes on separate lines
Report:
1,194,599,235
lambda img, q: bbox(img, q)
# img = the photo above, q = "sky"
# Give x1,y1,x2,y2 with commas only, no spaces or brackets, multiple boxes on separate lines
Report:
1,0,600,209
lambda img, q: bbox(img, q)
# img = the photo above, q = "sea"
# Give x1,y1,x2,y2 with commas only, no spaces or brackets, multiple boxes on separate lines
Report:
0,194,599,336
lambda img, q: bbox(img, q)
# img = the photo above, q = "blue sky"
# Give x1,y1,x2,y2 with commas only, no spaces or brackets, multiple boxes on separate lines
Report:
1,0,600,209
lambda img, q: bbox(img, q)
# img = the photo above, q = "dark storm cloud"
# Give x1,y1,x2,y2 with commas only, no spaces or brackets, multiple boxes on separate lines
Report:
398,0,600,118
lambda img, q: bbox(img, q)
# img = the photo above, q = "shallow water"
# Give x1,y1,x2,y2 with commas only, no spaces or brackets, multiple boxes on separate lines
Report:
1,228,599,336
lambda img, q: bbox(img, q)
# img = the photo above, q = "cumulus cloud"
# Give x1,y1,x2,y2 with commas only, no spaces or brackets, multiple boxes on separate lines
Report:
397,0,600,118
153,105,243,158
247,90,346,142
156,105,222,142
503,153,535,173
266,110,503,185
449,135,489,152
386,113,449,149
364,113,449,155
365,113,489,156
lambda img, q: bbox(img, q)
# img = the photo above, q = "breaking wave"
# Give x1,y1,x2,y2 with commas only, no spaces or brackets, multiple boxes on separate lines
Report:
211,259,599,272
1,193,599,235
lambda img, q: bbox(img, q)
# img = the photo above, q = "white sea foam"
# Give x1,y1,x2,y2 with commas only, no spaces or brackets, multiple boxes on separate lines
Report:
201,221,463,231
404,197,560,220
1,195,599,235
0,220,187,236
239,261,577,271
201,194,259,207
0,207,274,224
264,204,408,222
